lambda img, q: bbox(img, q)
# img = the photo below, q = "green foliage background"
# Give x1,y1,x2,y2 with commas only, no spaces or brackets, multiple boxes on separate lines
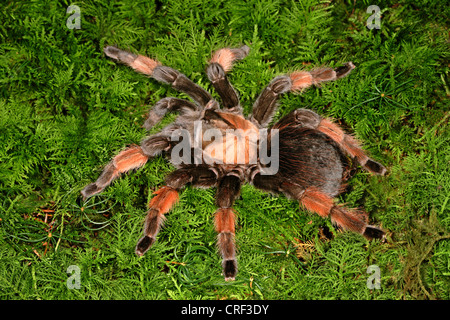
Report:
0,0,449,300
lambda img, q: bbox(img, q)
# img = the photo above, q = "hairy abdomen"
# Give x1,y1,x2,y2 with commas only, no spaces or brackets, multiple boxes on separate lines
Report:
276,127,345,197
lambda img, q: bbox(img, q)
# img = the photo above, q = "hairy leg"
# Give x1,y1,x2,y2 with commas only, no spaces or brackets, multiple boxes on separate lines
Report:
250,75,292,127
273,108,386,175
289,62,355,91
104,46,212,107
135,186,179,255
152,65,212,107
206,45,250,111
81,145,148,199
81,130,178,199
215,174,242,281
300,187,385,240
251,62,355,127
103,46,160,76
251,173,384,240
317,118,386,175
139,134,173,157
143,97,198,130
135,166,218,256
250,170,306,198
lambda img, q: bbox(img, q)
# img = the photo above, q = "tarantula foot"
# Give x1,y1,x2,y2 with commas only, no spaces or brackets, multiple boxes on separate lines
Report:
135,236,155,256
363,225,385,240
223,259,237,281
363,159,387,176
81,183,101,199
335,62,355,79
104,46,134,63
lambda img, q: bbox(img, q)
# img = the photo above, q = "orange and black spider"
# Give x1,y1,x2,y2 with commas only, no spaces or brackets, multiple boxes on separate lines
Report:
81,45,386,281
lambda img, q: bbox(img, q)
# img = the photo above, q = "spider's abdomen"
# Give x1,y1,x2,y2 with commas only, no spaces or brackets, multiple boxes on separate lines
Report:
276,126,346,197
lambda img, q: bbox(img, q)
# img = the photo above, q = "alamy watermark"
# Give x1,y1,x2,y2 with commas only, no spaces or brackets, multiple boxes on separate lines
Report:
66,4,81,29
66,265,81,289
366,5,381,30
366,264,381,289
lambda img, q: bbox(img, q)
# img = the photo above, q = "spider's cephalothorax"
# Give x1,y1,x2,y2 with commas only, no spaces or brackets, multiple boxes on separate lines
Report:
81,45,387,281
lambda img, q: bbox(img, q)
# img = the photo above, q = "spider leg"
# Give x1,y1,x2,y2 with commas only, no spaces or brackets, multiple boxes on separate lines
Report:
215,173,242,281
250,169,303,196
206,45,250,112
250,173,384,240
81,145,148,199
140,128,179,158
135,186,179,256
104,46,212,107
250,62,355,127
103,45,160,76
81,131,176,199
272,109,387,175
136,166,218,256
316,118,387,175
250,75,292,127
300,187,385,240
152,65,212,107
143,97,198,130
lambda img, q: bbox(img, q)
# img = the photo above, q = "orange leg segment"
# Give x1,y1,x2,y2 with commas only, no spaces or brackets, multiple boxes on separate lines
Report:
81,145,148,199
300,187,384,240
318,119,387,175
135,186,179,256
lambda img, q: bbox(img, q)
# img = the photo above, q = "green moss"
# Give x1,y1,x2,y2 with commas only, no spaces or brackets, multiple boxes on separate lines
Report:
0,0,448,300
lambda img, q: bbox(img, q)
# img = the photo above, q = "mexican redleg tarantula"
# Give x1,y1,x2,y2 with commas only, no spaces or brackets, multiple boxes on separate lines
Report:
81,44,386,281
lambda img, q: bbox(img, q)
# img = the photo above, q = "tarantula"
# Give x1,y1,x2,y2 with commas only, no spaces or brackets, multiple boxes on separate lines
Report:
81,44,387,281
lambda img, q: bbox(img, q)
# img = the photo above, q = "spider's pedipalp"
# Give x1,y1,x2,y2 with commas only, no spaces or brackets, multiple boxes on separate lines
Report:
81,145,148,199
